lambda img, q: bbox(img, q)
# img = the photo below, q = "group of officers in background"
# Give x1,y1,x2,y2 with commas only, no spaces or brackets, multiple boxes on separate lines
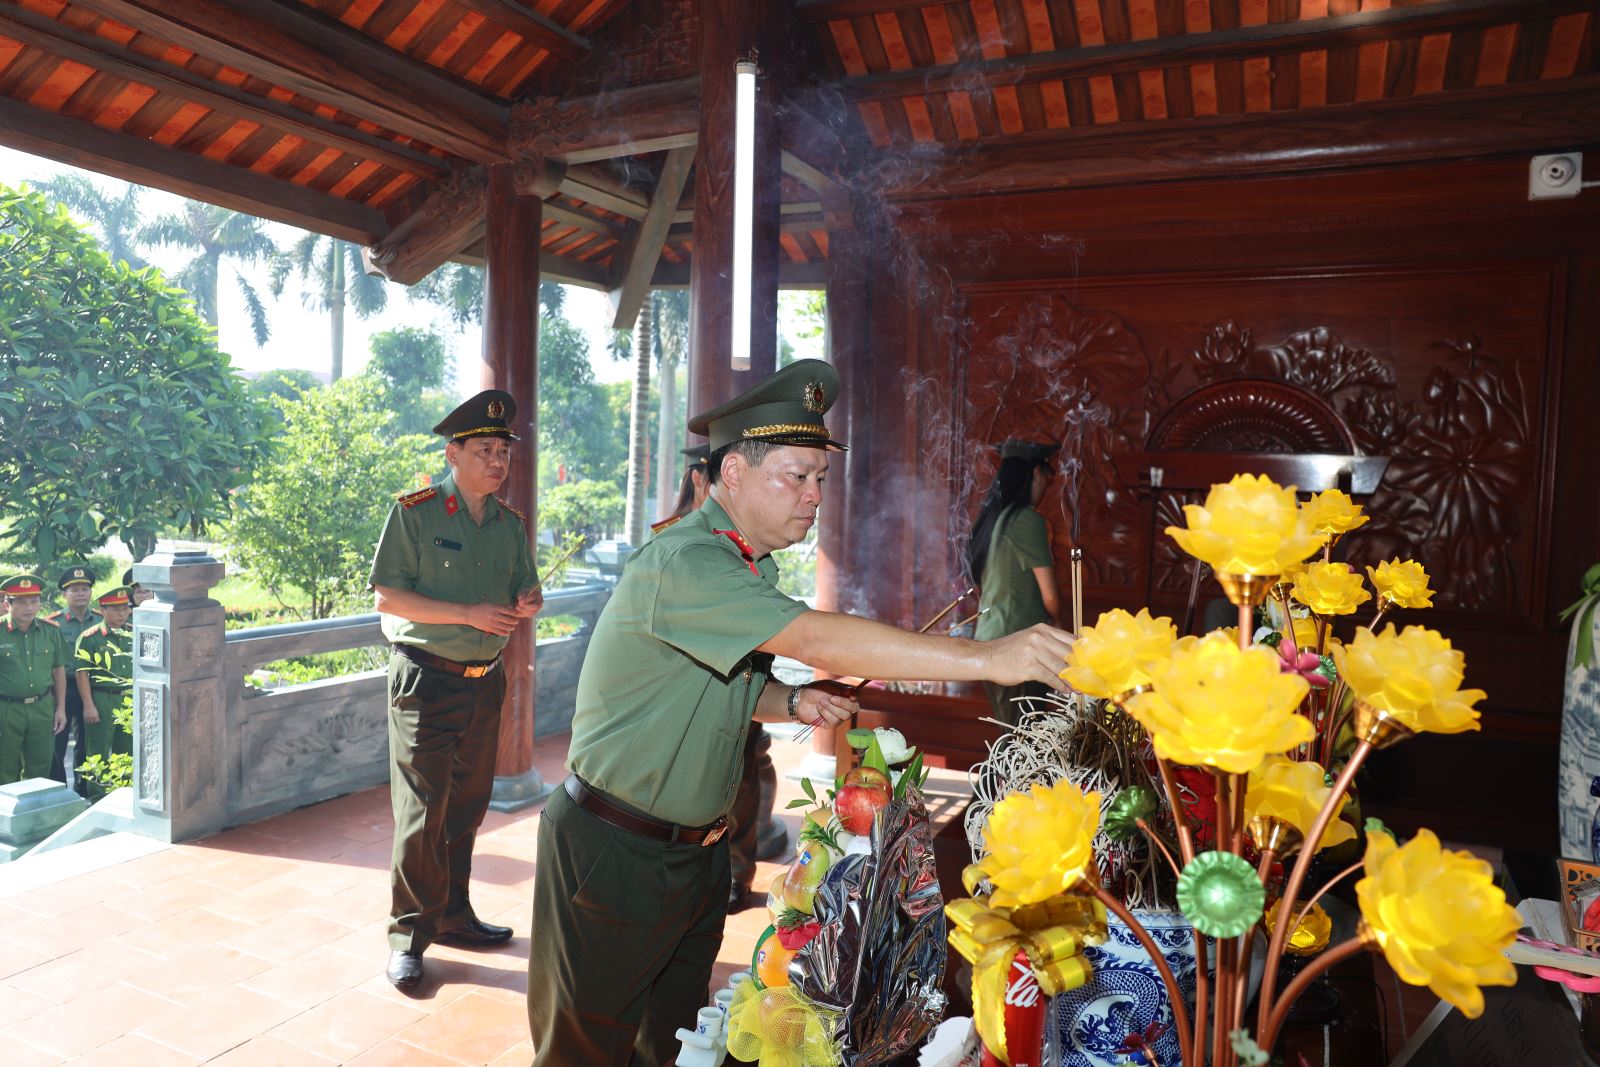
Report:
0,565,149,791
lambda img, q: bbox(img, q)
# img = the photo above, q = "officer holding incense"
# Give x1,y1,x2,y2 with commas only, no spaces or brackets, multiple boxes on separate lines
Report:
527,359,1074,1065
370,389,542,991
0,574,68,785
46,565,100,783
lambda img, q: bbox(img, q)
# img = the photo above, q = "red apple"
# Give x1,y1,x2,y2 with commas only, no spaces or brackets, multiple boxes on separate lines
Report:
834,782,890,835
842,766,891,792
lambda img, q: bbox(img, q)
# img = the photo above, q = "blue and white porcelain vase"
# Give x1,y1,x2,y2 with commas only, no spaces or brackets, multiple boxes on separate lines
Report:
1557,563,1600,859
1051,908,1265,1067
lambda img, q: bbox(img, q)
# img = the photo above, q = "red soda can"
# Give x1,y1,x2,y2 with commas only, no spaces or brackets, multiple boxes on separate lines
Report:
980,950,1047,1067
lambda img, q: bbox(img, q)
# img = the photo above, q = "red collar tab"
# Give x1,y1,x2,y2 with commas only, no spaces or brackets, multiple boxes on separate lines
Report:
445,494,460,517
712,529,759,575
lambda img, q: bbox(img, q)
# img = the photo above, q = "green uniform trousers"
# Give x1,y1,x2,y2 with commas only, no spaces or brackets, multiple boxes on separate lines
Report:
0,695,55,784
81,688,130,763
527,787,730,1066
387,652,505,952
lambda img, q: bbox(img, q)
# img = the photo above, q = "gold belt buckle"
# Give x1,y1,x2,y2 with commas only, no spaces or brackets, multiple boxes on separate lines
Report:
463,664,489,679
701,821,728,847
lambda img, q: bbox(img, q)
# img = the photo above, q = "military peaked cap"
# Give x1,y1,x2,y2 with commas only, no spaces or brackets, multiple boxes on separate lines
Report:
1,574,46,597
687,359,846,452
998,438,1060,463
58,565,93,589
433,389,520,442
680,443,711,468
96,586,133,607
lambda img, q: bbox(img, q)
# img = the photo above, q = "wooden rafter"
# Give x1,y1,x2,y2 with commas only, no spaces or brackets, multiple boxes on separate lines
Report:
609,144,696,329
0,4,448,182
843,0,1597,101
781,150,840,198
510,78,698,164
65,0,508,162
793,0,931,22
881,76,1600,199
0,95,385,242
545,202,626,241
558,164,649,220
449,0,590,62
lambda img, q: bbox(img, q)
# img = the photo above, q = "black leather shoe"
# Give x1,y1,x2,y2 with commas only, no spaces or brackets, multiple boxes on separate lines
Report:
436,917,513,946
386,950,423,990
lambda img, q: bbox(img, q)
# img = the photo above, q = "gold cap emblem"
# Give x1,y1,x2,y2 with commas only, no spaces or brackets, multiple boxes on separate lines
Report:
486,400,506,419
802,380,825,414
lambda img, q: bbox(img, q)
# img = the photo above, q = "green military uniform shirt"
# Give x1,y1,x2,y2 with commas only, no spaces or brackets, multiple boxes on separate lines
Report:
369,472,537,664
75,622,132,694
976,507,1054,642
46,608,101,656
0,614,66,700
567,495,807,827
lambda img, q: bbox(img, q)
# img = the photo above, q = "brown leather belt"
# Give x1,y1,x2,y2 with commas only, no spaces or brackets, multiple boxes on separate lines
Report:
563,775,728,847
393,644,500,679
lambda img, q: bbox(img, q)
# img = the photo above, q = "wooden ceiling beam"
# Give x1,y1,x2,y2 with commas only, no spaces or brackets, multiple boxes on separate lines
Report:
558,164,649,219
881,76,1600,199
794,0,933,23
66,0,507,162
608,144,696,329
510,78,699,164
544,202,627,241
650,259,826,289
449,0,589,62
365,168,488,285
843,0,1596,101
0,95,386,242
0,4,448,181
455,248,827,292
455,242,612,289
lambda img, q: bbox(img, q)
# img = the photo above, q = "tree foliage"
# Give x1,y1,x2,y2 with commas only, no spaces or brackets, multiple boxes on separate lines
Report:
0,185,270,562
32,173,147,270
270,233,389,381
540,480,624,542
139,200,277,346
538,312,622,485
228,377,435,619
364,326,452,438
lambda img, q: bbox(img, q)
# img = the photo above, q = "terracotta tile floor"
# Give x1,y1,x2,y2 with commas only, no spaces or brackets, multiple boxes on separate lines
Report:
0,730,967,1065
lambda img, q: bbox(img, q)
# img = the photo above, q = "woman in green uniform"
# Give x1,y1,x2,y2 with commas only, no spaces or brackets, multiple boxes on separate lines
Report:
966,439,1065,723
73,586,134,778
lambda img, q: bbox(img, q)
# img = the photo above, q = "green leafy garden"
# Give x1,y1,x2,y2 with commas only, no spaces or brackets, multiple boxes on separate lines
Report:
0,185,269,562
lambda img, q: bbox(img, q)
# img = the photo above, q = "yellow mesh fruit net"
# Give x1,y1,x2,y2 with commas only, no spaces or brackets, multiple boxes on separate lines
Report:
726,981,840,1067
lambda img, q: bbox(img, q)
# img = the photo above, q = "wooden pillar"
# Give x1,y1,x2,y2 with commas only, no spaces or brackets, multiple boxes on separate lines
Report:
687,0,782,417
480,161,551,809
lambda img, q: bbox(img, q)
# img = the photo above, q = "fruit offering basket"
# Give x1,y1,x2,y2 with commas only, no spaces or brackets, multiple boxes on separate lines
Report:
728,729,947,1066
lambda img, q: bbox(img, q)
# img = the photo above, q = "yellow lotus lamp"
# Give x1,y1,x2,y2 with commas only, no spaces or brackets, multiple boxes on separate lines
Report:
1291,562,1371,617
1333,625,1485,747
1166,474,1328,606
1059,608,1177,703
1367,558,1435,611
1355,829,1519,1018
1125,633,1314,774
1301,488,1369,541
1244,756,1357,859
974,779,1101,909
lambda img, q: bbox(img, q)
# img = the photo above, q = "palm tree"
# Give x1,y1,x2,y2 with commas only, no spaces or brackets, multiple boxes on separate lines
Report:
140,202,275,346
272,233,388,380
33,173,148,270
653,290,690,516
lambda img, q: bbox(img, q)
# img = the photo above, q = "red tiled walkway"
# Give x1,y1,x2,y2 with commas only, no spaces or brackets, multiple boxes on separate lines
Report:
0,731,970,1064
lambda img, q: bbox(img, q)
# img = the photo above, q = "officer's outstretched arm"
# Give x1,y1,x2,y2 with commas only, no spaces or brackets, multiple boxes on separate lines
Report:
759,610,1071,692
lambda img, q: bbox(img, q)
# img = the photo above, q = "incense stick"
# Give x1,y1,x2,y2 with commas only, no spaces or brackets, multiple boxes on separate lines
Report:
533,535,586,591
1070,548,1084,635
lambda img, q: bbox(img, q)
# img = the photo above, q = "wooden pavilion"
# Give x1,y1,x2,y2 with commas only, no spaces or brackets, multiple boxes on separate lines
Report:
1,0,1596,848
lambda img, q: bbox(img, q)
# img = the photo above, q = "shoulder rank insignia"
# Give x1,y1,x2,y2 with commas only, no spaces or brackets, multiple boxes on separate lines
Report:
649,515,682,535
41,615,61,627
43,610,62,621
497,497,527,524
397,486,438,509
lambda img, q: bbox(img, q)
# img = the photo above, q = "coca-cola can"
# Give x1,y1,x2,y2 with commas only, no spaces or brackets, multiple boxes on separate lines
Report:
980,950,1047,1067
